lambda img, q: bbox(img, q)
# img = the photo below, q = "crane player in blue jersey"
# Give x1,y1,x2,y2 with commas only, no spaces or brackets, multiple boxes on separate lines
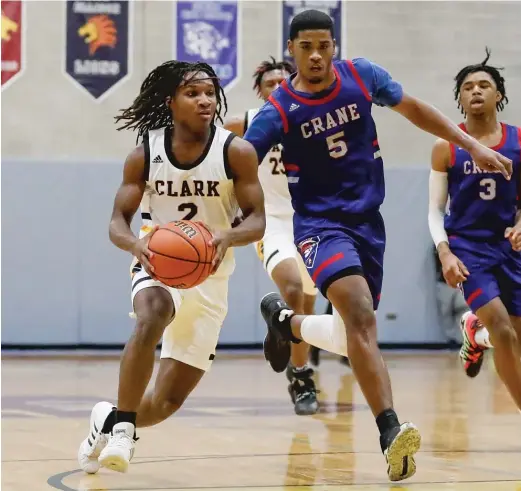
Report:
244,10,512,482
428,49,521,411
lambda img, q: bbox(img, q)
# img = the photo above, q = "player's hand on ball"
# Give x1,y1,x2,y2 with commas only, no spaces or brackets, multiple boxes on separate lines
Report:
208,229,232,275
131,225,159,279
440,251,469,288
505,226,521,251
469,143,512,180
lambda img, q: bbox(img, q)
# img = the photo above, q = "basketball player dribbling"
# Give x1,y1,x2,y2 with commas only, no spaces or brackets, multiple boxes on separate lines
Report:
244,10,512,481
77,61,265,474
428,49,521,411
224,57,319,416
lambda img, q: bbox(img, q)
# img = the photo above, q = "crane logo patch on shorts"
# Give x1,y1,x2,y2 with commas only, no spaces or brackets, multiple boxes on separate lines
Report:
298,237,320,269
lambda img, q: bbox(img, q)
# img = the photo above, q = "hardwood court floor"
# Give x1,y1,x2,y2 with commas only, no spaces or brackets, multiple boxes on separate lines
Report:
2,352,521,491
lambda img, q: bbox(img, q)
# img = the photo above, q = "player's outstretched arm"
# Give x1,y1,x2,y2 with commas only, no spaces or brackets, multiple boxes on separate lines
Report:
223,115,246,138
392,94,512,179
428,139,468,287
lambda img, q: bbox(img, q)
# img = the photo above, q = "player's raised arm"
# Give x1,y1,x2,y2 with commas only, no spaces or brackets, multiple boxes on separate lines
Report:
209,137,266,272
109,145,157,275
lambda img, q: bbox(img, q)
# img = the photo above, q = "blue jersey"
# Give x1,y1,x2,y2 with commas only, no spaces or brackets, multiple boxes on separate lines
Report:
445,123,521,242
244,58,403,221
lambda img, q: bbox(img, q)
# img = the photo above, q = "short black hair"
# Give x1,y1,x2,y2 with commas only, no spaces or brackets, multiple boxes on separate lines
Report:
454,47,508,113
252,56,294,93
289,9,334,40
115,60,227,140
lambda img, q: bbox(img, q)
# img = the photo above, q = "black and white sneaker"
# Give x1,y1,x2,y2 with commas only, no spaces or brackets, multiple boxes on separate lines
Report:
286,365,319,415
381,422,421,482
260,292,298,373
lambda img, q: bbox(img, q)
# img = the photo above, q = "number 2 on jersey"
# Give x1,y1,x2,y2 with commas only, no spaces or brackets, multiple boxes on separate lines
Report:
327,131,348,159
479,178,496,200
178,203,198,220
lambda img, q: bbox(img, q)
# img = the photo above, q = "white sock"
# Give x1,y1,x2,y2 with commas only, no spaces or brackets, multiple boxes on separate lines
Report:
474,327,493,349
300,314,347,358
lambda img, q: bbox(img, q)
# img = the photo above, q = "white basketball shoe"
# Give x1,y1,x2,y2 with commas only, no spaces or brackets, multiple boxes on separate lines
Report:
98,422,136,473
77,401,115,474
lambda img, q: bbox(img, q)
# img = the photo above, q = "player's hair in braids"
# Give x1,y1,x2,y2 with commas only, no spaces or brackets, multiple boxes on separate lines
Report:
454,47,508,113
115,60,228,140
252,57,294,93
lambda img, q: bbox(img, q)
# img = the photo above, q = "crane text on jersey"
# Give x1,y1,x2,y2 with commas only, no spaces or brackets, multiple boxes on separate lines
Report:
463,161,501,175
301,104,360,139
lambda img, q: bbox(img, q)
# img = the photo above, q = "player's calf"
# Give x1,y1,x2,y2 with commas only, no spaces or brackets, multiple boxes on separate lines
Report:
476,300,521,411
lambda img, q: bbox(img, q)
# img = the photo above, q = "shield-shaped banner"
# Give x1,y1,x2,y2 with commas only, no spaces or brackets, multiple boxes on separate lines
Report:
1,0,25,89
175,1,240,92
65,0,132,100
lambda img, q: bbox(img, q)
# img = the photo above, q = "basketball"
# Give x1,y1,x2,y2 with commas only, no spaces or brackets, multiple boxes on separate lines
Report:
148,220,216,289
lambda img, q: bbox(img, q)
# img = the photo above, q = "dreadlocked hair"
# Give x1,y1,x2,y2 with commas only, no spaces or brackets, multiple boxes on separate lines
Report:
253,56,294,93
454,47,508,113
115,60,228,141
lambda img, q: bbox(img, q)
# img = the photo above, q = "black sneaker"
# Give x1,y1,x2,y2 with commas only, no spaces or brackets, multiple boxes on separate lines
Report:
286,365,319,415
380,422,421,482
260,293,299,373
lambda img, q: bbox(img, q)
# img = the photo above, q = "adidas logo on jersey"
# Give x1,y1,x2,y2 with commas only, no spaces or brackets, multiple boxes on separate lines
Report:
289,103,299,112
152,155,163,163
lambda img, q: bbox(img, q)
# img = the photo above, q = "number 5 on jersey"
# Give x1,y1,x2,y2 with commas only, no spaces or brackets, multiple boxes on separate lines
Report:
327,131,348,159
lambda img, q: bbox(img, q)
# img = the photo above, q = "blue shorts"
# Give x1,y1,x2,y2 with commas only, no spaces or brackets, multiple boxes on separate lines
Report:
449,235,521,316
294,212,385,310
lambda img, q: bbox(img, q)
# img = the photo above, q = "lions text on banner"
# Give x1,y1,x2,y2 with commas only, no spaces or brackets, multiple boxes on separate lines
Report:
175,1,240,92
282,1,342,62
1,0,25,89
65,0,131,101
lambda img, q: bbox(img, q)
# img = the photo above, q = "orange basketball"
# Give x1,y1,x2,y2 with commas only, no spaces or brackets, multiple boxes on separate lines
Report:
148,220,216,289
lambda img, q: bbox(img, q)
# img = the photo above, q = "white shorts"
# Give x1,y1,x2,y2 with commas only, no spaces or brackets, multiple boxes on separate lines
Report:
254,215,317,296
130,267,228,372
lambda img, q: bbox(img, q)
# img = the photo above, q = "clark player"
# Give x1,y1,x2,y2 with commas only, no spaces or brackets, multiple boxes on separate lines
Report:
428,49,521,411
225,57,319,415
244,10,512,482
77,61,265,473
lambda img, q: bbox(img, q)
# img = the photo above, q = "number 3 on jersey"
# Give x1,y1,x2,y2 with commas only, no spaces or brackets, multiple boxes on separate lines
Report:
178,203,198,220
327,131,348,159
479,178,496,200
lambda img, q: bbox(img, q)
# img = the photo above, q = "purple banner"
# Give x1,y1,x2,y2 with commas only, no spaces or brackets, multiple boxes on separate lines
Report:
175,1,239,91
282,1,342,62
65,0,131,100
